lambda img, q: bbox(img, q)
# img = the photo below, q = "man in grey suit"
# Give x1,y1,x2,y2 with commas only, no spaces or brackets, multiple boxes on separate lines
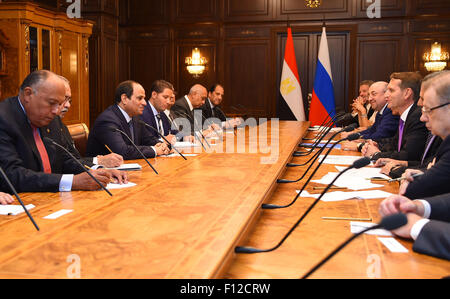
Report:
379,193,450,261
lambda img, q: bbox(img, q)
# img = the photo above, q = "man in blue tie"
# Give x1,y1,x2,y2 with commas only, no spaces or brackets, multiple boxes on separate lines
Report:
362,72,427,162
341,81,399,151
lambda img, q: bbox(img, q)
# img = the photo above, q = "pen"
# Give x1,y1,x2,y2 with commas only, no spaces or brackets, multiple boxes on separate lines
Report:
105,144,114,154
388,172,423,183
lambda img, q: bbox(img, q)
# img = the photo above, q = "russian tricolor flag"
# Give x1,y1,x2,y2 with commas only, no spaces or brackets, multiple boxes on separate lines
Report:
309,27,336,126
280,28,306,122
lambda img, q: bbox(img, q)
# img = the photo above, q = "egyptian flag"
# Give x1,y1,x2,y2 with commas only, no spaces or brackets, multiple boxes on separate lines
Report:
309,27,336,126
280,28,306,121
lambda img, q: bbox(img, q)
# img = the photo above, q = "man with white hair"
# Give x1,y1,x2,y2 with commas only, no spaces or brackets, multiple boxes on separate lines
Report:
399,70,450,199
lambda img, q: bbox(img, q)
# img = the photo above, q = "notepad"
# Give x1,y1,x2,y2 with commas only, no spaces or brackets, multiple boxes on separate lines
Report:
174,142,201,148
350,221,393,236
378,238,409,253
106,182,137,190
44,209,73,220
0,204,35,216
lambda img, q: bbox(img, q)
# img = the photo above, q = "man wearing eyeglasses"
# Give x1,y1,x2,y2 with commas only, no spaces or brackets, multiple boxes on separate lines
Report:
0,70,127,193
399,70,450,199
53,76,124,168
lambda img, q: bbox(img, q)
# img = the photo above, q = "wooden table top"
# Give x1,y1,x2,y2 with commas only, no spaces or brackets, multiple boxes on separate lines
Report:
1,121,448,279
0,120,310,279
226,127,450,279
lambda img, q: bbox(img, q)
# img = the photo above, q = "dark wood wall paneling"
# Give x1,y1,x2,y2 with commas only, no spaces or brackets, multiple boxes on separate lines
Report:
78,0,450,121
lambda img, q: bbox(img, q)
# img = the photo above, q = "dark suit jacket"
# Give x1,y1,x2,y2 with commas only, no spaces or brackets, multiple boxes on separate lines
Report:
51,116,94,166
201,99,227,123
86,105,160,160
373,103,428,161
140,102,179,139
359,106,399,142
0,97,84,193
413,193,450,261
389,135,443,178
348,106,375,127
171,96,197,134
404,135,450,199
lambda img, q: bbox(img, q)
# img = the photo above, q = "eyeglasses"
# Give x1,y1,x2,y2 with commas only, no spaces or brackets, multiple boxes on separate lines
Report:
421,102,450,114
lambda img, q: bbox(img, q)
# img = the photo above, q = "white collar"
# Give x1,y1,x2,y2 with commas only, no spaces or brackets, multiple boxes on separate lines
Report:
379,103,388,115
400,103,414,123
184,95,194,112
148,101,159,116
117,105,132,123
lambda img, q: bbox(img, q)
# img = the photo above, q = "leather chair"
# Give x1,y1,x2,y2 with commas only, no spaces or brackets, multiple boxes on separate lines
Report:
67,123,89,157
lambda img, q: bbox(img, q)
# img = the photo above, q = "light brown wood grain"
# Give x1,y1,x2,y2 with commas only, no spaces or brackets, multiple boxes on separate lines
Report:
226,130,450,279
0,121,309,279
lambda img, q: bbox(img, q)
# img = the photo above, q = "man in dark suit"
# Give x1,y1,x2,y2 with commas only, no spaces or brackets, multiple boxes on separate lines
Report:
398,70,450,199
362,72,427,162
55,76,123,168
379,193,450,261
0,70,127,193
374,76,443,178
201,84,241,129
347,80,375,128
171,84,217,136
140,80,194,144
342,81,399,151
86,80,171,160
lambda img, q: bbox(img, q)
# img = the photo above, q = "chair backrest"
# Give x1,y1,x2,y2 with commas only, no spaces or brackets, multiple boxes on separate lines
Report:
67,123,89,157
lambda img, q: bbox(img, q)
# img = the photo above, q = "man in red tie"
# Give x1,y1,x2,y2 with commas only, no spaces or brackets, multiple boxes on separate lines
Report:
0,70,127,193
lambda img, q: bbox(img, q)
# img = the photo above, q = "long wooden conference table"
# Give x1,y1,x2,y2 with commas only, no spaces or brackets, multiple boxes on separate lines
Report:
0,121,448,279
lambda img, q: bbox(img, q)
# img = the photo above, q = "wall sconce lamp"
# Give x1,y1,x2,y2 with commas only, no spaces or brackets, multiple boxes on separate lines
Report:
185,48,207,78
423,42,449,72
305,0,322,8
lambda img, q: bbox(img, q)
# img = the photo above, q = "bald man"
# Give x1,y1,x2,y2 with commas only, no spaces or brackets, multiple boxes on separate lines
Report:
171,84,217,135
341,81,399,151
0,70,127,193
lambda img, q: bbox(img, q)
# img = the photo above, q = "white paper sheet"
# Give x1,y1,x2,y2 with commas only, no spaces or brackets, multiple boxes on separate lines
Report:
350,221,393,236
0,204,35,216
297,190,393,202
106,182,137,190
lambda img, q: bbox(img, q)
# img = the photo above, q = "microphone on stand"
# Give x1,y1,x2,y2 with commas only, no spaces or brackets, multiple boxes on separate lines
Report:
109,127,159,175
44,137,113,196
235,157,371,254
279,126,359,185
137,120,187,161
175,111,210,150
266,133,361,212
0,166,40,231
43,137,113,197
275,133,361,191
294,114,353,157
301,213,408,279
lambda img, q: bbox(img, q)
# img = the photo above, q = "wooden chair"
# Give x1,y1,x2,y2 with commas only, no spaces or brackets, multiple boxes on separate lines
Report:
67,123,89,157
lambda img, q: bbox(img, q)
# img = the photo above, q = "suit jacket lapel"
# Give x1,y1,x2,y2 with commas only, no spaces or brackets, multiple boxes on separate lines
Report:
111,105,134,141
11,97,44,168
